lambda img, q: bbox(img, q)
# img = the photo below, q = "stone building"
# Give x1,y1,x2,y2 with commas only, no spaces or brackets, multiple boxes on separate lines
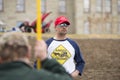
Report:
0,0,120,34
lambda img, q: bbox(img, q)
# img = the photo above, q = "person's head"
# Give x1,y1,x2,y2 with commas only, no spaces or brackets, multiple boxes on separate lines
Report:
54,16,70,36
24,21,29,26
0,32,31,63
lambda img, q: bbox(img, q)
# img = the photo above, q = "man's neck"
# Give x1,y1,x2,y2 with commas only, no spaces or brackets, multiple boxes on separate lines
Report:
54,35,67,40
18,58,31,65
0,58,30,65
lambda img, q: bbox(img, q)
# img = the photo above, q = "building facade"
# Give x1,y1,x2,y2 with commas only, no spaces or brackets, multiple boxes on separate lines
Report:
0,0,120,34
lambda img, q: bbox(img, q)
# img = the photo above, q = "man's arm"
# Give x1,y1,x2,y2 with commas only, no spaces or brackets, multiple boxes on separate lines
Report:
68,39,85,76
41,58,72,80
74,44,85,76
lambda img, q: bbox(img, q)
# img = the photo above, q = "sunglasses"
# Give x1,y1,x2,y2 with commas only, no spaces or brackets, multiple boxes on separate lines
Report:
58,23,69,27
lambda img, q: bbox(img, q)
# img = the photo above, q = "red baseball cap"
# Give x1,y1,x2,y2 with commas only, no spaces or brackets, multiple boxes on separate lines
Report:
54,16,70,27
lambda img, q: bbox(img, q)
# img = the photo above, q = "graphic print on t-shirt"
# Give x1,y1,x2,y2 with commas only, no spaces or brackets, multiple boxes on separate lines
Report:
51,44,71,64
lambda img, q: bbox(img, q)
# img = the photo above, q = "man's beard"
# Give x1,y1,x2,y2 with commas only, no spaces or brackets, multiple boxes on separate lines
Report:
59,32,67,36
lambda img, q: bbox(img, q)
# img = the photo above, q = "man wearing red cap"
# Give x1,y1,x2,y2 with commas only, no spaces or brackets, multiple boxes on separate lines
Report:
45,16,85,78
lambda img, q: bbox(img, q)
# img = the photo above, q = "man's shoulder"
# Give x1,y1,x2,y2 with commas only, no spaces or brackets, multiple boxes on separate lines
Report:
46,37,53,40
46,37,54,45
66,38,76,43
46,37,53,42
66,38,79,47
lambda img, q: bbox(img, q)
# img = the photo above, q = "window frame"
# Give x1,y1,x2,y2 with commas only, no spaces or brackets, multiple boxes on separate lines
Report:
41,0,46,14
58,0,67,14
104,0,112,13
96,0,103,13
105,22,112,33
117,0,120,14
117,21,120,33
0,0,3,12
84,20,90,34
83,0,91,13
16,0,25,12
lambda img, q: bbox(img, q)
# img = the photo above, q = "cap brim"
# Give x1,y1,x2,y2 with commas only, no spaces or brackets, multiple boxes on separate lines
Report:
59,21,70,25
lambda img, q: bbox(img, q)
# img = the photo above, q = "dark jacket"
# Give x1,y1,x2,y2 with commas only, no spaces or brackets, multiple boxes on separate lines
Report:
0,58,72,80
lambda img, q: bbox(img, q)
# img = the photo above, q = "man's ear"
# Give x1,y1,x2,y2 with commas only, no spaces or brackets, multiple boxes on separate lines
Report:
0,57,3,64
26,45,31,58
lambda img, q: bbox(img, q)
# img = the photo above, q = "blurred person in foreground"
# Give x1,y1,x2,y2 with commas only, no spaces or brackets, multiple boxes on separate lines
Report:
45,16,85,78
0,32,72,80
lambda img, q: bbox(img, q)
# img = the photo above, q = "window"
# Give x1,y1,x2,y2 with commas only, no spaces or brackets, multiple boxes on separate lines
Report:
84,0,90,13
104,0,112,13
118,22,120,33
97,23,102,33
118,0,120,14
96,0,102,13
0,0,3,11
84,21,90,34
106,22,112,33
42,0,46,13
16,0,25,12
59,0,66,13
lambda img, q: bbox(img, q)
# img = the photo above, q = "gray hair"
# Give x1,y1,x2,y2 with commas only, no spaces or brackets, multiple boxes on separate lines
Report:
0,32,29,61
